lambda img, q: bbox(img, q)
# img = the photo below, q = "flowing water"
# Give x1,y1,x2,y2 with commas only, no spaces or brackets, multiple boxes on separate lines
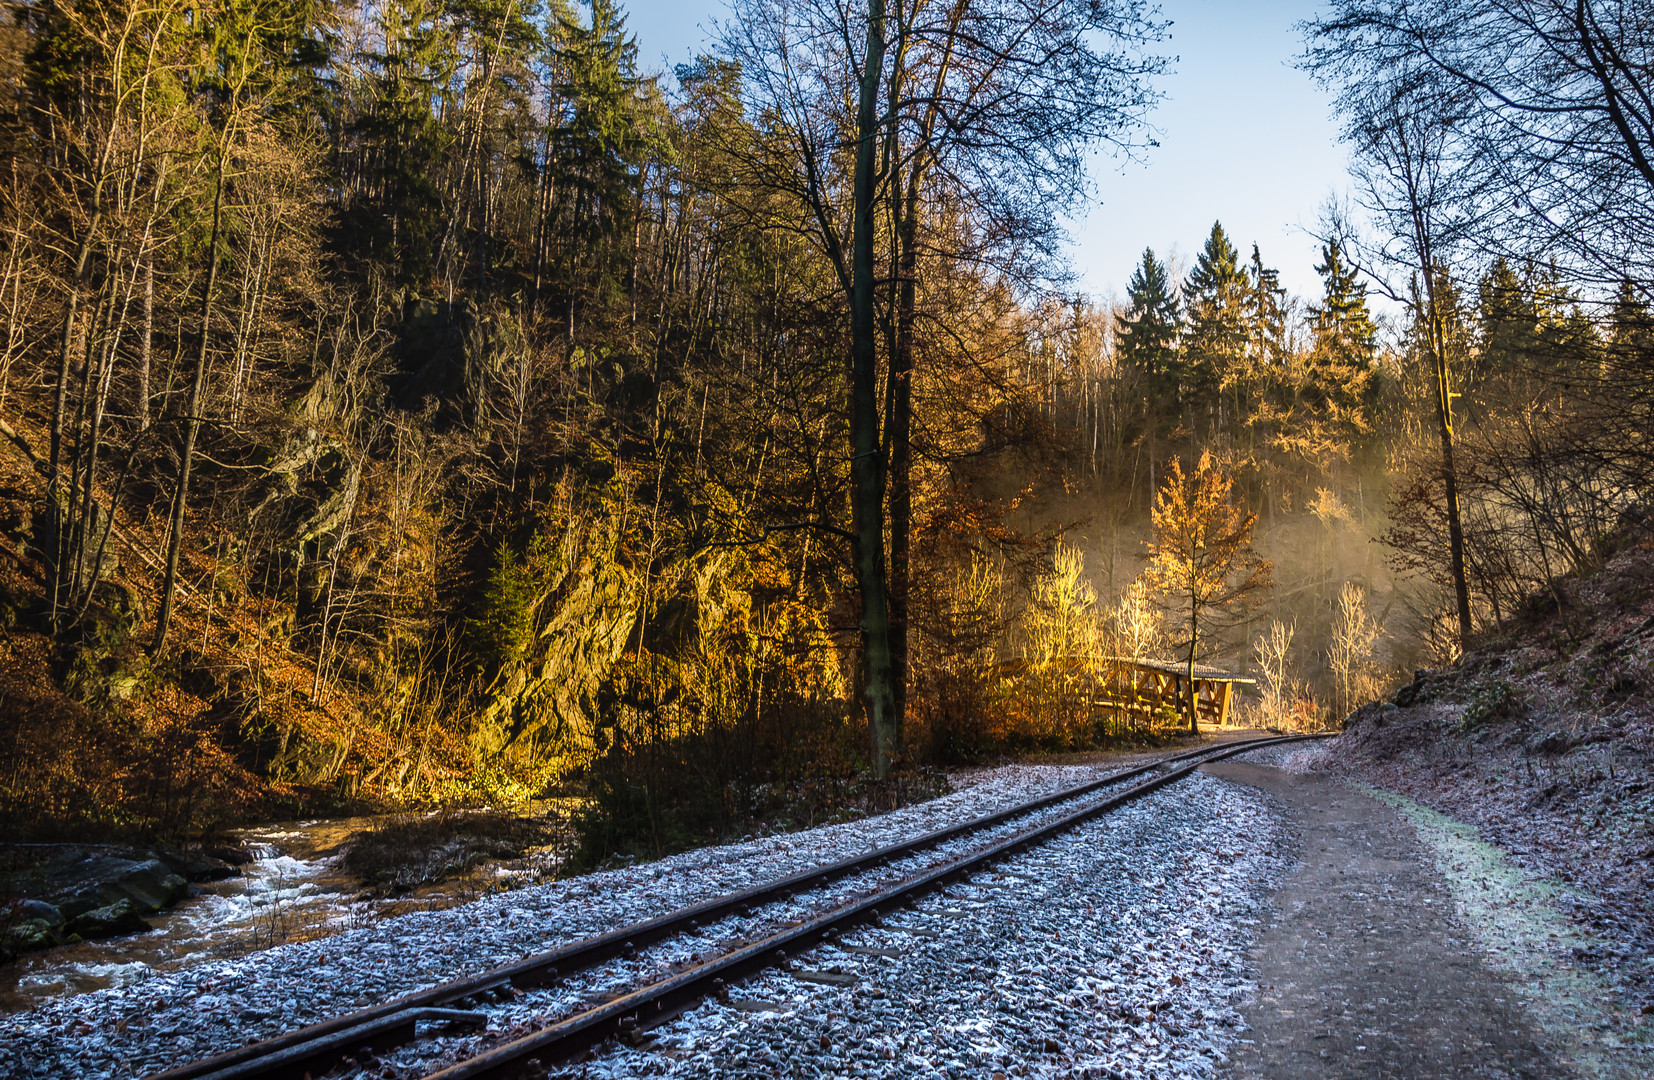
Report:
0,811,570,1014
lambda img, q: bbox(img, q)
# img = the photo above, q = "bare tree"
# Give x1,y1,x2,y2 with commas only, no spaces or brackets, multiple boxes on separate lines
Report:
1300,44,1484,648
1303,0,1654,288
718,0,1165,774
1329,581,1381,719
1253,617,1296,730
1304,2,1654,646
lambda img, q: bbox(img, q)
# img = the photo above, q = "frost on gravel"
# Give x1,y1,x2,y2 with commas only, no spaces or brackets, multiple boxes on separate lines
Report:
1270,742,1330,774
1,760,1224,1079
380,771,1288,1080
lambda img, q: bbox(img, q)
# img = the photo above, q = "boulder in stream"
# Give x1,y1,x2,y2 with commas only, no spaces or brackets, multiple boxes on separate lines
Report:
49,855,189,917
158,850,241,883
17,898,64,927
69,898,150,939
111,859,191,912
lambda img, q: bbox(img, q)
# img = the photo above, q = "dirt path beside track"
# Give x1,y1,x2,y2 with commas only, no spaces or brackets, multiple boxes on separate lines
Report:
1204,761,1563,1080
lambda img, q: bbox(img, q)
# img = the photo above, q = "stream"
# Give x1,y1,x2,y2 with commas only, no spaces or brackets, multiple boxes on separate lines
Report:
1,811,570,1015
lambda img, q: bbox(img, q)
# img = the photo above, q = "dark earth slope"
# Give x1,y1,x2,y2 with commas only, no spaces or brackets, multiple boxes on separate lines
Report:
1290,526,1654,1073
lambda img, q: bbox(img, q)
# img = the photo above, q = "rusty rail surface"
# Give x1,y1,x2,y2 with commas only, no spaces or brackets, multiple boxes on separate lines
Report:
149,733,1323,1080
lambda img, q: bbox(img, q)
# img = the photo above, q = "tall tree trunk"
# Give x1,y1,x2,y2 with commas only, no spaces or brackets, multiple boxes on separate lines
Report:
1424,272,1473,651
137,250,154,431
880,0,964,762
1186,606,1200,735
64,274,119,606
886,163,921,757
48,216,103,626
135,153,168,432
154,155,227,653
851,0,895,777
872,0,966,773
71,252,140,610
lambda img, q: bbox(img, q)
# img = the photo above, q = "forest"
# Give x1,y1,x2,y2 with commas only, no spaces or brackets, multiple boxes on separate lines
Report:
0,0,1649,862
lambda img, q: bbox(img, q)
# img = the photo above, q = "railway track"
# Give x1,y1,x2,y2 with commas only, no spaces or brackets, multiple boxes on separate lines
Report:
149,732,1324,1080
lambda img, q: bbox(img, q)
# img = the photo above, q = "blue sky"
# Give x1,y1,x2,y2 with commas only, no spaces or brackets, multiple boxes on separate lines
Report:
619,0,1350,305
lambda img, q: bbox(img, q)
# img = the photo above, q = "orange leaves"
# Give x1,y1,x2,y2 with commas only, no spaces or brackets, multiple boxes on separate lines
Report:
1146,451,1273,611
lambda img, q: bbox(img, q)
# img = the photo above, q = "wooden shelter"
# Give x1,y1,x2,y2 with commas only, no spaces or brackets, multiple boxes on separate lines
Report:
996,655,1256,731
1093,657,1255,729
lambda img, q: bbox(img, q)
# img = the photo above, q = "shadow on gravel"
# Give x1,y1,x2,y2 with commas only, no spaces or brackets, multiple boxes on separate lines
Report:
341,810,570,894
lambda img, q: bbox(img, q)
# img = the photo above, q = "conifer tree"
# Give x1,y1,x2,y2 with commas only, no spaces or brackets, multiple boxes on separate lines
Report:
1181,222,1248,437
1304,239,1378,420
1245,243,1288,369
1474,258,1598,392
1115,247,1180,399
1308,240,1377,365
1474,258,1534,387
343,0,457,280
1608,279,1654,365
543,0,667,329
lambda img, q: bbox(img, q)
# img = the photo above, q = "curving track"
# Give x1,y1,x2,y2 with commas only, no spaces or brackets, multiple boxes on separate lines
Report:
146,733,1324,1080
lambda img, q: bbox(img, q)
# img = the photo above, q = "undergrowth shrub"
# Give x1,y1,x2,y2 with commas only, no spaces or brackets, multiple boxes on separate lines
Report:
568,687,876,868
0,633,264,840
908,669,999,764
1456,678,1523,734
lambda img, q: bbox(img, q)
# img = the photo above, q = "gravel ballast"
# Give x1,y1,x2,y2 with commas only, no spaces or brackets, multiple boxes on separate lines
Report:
1,757,1289,1080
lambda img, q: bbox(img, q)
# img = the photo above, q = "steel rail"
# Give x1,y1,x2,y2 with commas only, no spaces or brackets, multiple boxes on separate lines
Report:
422,733,1326,1080
148,733,1300,1080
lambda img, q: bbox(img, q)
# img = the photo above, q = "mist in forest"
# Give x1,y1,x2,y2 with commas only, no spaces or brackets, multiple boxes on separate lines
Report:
0,0,1648,860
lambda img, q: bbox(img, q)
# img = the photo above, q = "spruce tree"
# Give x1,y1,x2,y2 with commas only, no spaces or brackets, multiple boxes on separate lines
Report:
1115,247,1180,401
544,0,668,324
343,0,457,280
1475,258,1535,377
1245,243,1288,369
1309,240,1377,363
1182,222,1248,434
1475,259,1598,390
1305,239,1378,418
1608,280,1654,367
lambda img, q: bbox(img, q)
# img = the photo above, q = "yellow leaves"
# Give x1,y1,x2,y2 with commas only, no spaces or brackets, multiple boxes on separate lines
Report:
1148,452,1263,601
1309,486,1353,527
1022,542,1101,672
1267,417,1353,466
1146,451,1272,635
1010,543,1107,747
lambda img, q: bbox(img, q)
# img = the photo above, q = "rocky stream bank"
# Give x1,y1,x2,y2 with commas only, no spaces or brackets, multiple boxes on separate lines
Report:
1,845,246,960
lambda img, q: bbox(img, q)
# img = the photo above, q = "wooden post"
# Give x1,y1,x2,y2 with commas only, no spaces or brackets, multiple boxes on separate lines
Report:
1217,680,1233,728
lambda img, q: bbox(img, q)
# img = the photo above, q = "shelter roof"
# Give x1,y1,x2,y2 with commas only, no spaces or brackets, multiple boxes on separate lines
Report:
1110,657,1257,684
995,655,1256,685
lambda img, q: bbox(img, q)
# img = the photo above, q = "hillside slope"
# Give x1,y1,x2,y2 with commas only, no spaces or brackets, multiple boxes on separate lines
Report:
1306,526,1654,1016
